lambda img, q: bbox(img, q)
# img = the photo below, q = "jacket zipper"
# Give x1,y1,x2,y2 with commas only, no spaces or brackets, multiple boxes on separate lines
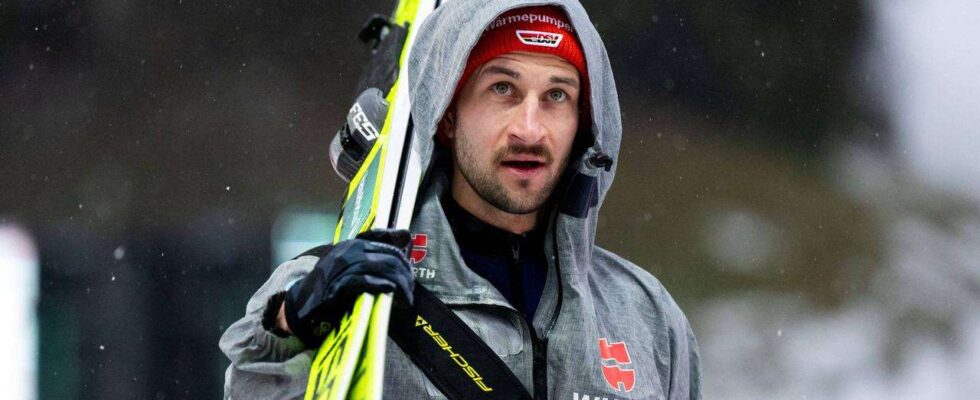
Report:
531,214,564,400
509,237,526,320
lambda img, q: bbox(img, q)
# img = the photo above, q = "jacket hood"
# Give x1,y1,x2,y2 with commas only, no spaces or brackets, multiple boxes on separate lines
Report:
408,0,622,216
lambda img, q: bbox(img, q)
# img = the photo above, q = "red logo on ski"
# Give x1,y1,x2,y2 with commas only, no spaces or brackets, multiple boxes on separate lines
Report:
409,233,427,263
598,338,635,392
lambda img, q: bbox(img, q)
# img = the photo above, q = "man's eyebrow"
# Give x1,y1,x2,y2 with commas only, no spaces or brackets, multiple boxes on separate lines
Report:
550,75,579,88
481,65,520,80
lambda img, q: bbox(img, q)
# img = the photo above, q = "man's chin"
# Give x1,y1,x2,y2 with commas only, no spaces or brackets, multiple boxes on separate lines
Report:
461,168,555,215
492,189,550,215
492,202,541,215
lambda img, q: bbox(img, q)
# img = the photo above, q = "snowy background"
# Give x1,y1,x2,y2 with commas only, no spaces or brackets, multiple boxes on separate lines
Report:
1,0,978,399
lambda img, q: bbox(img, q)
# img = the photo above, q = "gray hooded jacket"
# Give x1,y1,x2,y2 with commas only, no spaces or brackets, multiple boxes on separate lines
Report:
219,1,701,399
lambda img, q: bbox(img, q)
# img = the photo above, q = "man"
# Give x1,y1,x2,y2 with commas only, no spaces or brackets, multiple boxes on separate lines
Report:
220,1,701,399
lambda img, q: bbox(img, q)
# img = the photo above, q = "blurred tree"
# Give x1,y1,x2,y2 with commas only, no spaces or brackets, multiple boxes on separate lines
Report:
583,0,868,153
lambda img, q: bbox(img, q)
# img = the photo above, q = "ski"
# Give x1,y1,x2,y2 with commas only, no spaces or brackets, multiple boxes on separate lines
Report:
305,0,440,399
305,294,376,399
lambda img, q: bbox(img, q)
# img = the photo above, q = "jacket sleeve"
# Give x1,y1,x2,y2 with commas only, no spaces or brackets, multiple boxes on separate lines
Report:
668,311,702,400
685,320,702,400
218,255,319,400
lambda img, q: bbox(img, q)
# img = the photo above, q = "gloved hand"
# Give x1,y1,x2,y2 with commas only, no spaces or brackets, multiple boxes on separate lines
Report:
283,229,414,348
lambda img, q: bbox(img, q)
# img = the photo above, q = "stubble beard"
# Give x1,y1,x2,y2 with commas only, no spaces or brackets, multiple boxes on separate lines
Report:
454,137,565,215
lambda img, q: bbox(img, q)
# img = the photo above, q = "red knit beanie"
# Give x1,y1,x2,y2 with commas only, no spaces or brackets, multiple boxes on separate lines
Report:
454,6,589,114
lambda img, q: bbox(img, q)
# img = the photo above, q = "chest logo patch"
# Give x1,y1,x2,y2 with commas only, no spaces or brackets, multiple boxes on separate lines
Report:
409,233,428,263
598,338,635,392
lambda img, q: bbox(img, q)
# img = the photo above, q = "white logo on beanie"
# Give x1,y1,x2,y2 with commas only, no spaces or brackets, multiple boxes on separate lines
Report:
515,30,564,48
486,13,574,32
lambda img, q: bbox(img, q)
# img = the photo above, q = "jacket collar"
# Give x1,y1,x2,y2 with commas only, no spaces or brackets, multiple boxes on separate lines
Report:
441,194,547,262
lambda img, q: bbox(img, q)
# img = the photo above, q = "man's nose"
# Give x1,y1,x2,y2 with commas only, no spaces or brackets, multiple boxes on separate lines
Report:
508,97,547,144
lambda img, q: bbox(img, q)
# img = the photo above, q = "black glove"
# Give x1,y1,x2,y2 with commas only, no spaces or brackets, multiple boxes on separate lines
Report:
283,229,414,348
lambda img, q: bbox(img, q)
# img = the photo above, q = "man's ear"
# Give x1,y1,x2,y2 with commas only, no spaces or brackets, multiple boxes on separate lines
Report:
440,109,456,138
435,107,456,148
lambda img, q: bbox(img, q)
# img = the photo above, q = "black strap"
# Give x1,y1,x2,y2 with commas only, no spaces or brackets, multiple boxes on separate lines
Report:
389,285,534,400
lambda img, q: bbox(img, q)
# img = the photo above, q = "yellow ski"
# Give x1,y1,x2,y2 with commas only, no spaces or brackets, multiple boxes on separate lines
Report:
305,294,375,400
305,0,440,399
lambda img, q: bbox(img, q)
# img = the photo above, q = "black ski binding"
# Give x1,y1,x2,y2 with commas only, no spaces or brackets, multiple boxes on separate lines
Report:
358,14,391,49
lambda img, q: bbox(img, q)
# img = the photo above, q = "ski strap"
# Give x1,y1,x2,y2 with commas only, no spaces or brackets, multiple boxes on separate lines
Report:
388,284,534,400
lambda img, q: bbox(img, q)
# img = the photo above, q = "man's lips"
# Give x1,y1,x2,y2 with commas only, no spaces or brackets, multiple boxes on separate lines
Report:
499,158,547,177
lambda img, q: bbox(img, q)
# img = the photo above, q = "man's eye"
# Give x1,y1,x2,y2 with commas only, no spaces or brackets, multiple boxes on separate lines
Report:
491,82,512,96
548,89,567,102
